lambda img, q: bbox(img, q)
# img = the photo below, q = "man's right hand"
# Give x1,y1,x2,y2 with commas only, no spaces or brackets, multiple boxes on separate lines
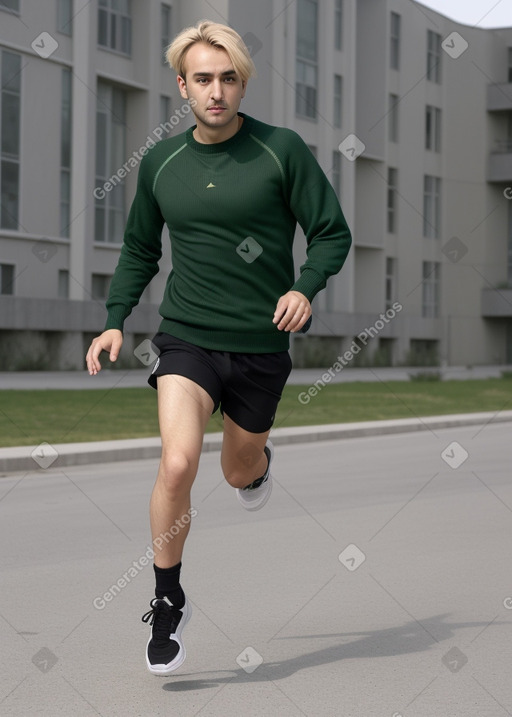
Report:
86,329,123,375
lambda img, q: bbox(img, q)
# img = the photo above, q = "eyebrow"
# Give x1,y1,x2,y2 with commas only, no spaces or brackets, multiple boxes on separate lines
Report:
192,70,237,78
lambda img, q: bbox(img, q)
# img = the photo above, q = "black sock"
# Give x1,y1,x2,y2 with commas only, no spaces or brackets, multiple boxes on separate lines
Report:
257,445,271,480
246,447,271,489
154,562,185,608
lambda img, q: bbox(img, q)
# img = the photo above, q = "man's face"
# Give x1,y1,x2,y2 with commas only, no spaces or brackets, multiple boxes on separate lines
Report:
177,42,246,133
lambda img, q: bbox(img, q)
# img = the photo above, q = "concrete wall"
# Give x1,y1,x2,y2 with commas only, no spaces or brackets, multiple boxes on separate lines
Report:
1,0,511,369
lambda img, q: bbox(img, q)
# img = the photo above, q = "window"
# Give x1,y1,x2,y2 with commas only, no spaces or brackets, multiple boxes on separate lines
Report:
58,269,69,298
331,150,341,198
387,168,398,234
1,51,21,230
98,0,132,55
334,0,342,51
57,0,73,35
389,93,399,143
410,339,439,365
506,322,512,365
333,74,342,128
95,82,127,244
0,0,19,12
423,175,441,238
385,258,395,311
296,0,318,119
160,95,171,139
0,264,14,295
378,338,394,366
161,4,171,65
508,201,512,287
425,105,441,152
422,262,440,318
296,62,317,119
390,12,401,70
91,273,112,301
427,30,442,83
60,69,72,237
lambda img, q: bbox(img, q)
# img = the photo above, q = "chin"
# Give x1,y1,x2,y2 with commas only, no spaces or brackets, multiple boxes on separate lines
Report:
200,112,236,127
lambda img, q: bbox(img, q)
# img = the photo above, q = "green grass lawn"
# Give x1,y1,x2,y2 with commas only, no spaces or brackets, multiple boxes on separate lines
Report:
1,378,512,448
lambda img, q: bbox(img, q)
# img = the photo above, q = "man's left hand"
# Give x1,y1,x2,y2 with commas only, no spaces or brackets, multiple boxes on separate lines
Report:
273,291,312,332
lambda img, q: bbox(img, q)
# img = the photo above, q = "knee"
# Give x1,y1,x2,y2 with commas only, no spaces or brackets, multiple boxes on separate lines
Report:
158,452,196,497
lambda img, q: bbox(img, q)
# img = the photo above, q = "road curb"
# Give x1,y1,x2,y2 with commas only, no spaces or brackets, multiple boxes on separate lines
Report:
1,410,511,474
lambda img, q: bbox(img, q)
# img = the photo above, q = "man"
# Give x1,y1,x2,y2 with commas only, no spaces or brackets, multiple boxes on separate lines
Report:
86,20,351,676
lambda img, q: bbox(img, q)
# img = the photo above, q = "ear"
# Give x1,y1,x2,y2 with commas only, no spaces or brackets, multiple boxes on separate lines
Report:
177,75,188,100
241,79,247,99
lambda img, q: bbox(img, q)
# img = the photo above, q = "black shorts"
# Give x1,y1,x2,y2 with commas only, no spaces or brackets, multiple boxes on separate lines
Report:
148,333,292,433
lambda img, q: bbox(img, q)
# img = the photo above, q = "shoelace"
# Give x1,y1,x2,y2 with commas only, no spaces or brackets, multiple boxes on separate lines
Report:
141,599,181,644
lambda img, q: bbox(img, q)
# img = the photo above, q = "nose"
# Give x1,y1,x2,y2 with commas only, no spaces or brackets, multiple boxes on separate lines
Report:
210,79,223,101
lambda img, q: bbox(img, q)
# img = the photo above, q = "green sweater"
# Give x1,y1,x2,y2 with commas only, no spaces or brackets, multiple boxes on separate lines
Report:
105,113,352,352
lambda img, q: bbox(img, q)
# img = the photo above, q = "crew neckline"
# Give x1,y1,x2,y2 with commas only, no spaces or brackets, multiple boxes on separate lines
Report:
186,113,253,153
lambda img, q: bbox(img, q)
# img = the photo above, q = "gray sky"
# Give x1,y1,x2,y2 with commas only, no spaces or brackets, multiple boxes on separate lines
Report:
416,0,511,28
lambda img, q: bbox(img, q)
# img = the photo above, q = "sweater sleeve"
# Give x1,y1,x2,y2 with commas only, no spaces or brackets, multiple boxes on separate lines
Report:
104,154,165,331
282,131,352,302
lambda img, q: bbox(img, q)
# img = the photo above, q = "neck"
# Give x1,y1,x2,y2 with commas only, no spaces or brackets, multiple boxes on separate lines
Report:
193,114,243,144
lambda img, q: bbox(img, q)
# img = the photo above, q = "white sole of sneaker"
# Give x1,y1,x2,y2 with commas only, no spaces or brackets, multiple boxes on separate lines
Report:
237,474,273,511
146,598,192,676
236,441,274,511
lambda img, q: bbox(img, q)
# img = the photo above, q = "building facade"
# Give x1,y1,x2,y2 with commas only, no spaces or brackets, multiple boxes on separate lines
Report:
0,0,511,369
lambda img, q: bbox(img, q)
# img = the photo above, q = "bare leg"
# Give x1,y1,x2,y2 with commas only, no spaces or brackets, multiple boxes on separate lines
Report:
220,413,270,489
150,374,213,568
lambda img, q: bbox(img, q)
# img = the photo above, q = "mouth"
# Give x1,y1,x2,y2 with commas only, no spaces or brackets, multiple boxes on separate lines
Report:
208,106,226,113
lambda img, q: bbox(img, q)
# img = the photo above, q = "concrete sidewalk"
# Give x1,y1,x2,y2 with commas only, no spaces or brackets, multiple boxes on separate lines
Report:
2,410,512,474
0,364,509,390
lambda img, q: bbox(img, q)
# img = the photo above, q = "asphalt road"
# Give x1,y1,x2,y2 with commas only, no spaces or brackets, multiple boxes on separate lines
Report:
1,423,511,717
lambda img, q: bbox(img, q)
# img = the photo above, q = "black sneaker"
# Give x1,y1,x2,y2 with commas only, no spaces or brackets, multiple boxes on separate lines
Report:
141,596,191,675
236,440,274,511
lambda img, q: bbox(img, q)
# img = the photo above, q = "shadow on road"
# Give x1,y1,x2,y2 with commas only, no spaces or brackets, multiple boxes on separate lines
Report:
163,612,502,690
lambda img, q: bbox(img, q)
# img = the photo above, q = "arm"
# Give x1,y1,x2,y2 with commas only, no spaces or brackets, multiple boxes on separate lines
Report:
86,154,165,373
274,133,352,332
104,155,165,331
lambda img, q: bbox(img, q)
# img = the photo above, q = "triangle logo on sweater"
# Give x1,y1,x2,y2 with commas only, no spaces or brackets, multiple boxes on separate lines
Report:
206,182,216,189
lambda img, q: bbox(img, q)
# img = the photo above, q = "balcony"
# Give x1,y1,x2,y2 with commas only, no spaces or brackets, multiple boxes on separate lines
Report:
482,287,512,318
487,82,512,111
488,139,512,182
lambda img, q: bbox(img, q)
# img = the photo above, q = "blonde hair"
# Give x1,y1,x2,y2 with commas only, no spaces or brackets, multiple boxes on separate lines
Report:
165,20,256,84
